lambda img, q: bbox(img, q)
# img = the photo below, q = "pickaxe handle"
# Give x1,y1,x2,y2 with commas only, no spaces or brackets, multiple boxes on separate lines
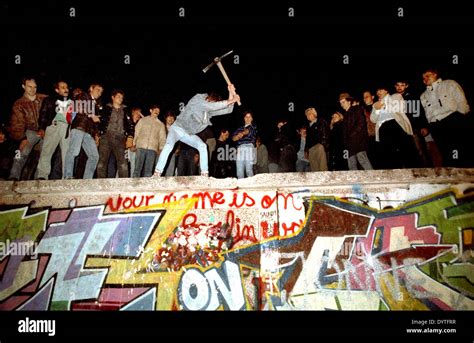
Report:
217,61,241,106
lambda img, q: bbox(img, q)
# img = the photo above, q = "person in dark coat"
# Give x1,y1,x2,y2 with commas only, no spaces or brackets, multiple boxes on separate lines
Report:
274,117,297,172
329,112,347,171
337,93,373,170
96,89,134,178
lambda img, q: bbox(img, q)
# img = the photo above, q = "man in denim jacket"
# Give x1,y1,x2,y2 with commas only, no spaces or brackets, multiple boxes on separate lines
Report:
154,84,240,177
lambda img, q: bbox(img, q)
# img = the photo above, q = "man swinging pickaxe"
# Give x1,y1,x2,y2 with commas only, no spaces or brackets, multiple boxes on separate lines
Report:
202,50,241,106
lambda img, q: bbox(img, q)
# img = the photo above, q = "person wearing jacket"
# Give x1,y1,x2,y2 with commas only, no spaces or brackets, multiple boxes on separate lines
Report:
420,69,471,167
304,107,329,171
126,107,143,176
36,80,72,179
232,110,258,178
133,104,166,177
8,77,48,180
96,89,133,178
154,84,240,177
63,84,103,179
337,93,373,170
370,85,415,169
274,117,297,173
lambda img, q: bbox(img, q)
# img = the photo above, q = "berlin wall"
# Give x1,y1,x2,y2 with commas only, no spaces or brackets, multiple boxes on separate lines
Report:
0,169,473,311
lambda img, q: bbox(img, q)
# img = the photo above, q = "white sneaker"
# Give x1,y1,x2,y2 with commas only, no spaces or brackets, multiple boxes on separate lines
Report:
201,171,209,177
153,171,161,177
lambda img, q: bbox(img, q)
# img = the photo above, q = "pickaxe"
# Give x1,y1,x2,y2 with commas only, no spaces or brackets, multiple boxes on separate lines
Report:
202,50,241,105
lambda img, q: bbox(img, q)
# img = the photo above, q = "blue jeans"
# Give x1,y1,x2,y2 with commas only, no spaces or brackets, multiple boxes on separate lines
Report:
236,143,255,179
9,130,42,180
128,149,136,176
296,159,311,172
348,151,373,170
36,121,69,179
164,151,177,176
134,148,157,177
155,125,208,173
64,129,99,179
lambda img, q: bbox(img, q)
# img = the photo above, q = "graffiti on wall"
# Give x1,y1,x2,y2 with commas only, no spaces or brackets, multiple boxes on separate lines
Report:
0,188,473,310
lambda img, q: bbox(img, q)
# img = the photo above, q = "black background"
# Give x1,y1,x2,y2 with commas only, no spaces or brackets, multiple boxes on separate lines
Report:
0,310,472,338
4,0,474,142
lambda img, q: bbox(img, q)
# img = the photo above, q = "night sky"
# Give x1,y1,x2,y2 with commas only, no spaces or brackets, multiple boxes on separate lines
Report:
5,0,474,142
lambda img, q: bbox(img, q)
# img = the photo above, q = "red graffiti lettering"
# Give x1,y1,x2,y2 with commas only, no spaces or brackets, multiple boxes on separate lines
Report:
261,195,277,209
261,193,302,211
106,196,121,212
162,192,225,209
261,220,280,239
106,194,155,212
229,192,255,208
163,193,176,203
228,210,258,243
122,197,134,209
180,210,259,246
190,191,225,209
146,195,154,207
282,220,303,236
182,213,203,231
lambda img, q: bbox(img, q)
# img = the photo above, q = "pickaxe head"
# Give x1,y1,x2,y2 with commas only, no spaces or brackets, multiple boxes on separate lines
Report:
202,50,233,73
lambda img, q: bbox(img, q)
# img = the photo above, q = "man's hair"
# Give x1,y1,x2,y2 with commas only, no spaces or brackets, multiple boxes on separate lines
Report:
219,128,229,135
376,84,390,92
131,107,142,113
423,68,439,76
243,110,254,118
89,83,104,91
362,89,373,95
54,80,68,90
341,96,356,104
21,77,36,85
164,110,176,119
206,92,222,102
149,104,160,111
339,92,353,102
111,89,125,97
305,107,317,116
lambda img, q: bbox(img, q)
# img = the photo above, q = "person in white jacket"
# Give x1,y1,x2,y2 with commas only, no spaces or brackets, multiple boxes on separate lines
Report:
420,69,471,167
371,85,416,169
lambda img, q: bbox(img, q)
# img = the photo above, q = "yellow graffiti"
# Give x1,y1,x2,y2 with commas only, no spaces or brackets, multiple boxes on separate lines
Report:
377,273,428,310
85,197,198,310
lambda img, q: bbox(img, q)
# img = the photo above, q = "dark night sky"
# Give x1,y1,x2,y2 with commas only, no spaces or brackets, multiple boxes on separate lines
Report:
5,0,474,142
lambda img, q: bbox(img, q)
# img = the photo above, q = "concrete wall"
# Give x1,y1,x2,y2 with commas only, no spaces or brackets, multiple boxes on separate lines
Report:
0,168,473,311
